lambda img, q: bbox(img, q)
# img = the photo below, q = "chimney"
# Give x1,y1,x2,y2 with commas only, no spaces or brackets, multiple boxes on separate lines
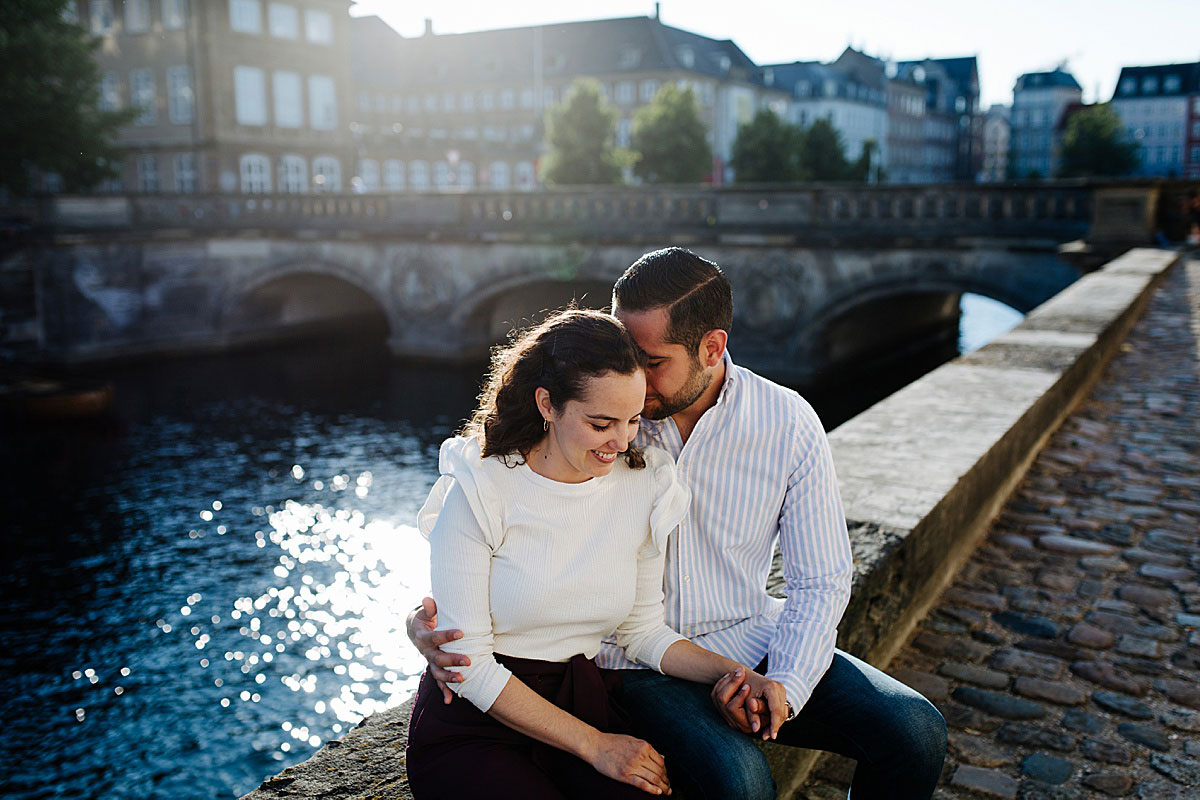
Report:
654,3,660,20
423,18,433,36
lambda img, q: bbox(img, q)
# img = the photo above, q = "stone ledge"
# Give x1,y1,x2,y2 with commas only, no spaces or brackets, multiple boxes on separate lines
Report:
243,247,1182,800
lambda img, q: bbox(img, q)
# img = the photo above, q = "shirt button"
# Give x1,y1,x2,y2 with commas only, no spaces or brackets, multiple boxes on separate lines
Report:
683,575,691,583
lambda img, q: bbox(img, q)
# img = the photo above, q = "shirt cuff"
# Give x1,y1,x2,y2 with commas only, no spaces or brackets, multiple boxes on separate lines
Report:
449,655,513,713
628,628,688,673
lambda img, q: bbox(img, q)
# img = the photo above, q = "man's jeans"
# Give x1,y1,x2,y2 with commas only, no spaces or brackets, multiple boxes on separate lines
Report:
617,649,947,800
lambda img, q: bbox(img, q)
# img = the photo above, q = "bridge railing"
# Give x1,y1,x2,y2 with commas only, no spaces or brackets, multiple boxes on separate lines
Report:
36,179,1181,244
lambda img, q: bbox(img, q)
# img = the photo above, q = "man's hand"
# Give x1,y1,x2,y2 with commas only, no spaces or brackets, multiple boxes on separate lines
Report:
711,667,790,740
710,667,756,735
406,596,468,704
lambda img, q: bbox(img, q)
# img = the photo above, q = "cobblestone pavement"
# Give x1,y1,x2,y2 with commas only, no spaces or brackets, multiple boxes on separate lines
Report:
799,258,1200,800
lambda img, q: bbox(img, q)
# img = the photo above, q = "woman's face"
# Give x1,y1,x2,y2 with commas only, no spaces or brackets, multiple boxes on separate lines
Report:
535,370,646,483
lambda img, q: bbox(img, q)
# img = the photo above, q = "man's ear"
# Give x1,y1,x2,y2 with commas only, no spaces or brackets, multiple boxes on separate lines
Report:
699,329,728,368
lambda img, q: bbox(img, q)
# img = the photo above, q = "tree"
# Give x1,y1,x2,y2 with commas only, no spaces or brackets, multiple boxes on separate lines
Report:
542,79,623,186
799,119,852,181
730,110,804,183
0,0,137,195
1058,104,1139,178
630,84,710,184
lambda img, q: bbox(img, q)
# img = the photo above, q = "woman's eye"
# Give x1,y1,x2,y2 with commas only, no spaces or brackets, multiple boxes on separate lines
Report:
591,424,611,432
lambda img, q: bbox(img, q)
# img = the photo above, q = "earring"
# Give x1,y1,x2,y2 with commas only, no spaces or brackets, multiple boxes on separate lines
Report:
543,419,549,431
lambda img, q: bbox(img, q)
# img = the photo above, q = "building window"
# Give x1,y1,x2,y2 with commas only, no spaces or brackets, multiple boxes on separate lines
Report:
278,154,306,192
273,71,302,128
240,153,271,192
137,154,159,192
424,93,438,112
162,0,188,30
375,93,387,113
357,159,380,191
130,68,156,125
62,2,79,24
167,66,194,124
500,89,515,110
99,72,120,111
125,0,151,32
433,161,450,189
234,66,267,125
173,153,197,192
543,86,556,107
462,91,475,111
616,81,634,105
481,91,495,110
308,75,337,130
407,95,420,114
458,161,475,188
409,160,429,191
304,9,332,44
618,46,640,69
443,92,456,112
676,46,695,69
229,0,262,34
1164,75,1181,94
267,3,298,39
90,0,115,34
489,161,509,190
1141,76,1159,94
383,159,405,191
519,88,535,109
639,80,660,103
515,161,535,190
312,156,340,191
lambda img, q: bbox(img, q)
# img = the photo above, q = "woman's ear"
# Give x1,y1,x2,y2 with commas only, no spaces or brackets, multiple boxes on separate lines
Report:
534,387,554,424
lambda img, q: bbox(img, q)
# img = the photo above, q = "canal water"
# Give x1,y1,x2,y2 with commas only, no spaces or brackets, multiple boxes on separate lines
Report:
0,295,1020,800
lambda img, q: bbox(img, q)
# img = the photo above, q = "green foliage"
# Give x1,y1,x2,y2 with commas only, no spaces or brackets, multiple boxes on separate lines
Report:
630,84,710,184
1058,104,1140,178
0,0,138,194
799,119,853,181
731,113,871,183
542,79,623,186
730,110,803,182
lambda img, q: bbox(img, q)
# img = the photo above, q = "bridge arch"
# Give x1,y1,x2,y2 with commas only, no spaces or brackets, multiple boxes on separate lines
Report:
451,274,618,351
221,260,395,345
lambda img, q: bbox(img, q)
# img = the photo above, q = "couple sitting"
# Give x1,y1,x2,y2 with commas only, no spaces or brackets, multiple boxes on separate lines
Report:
405,248,947,798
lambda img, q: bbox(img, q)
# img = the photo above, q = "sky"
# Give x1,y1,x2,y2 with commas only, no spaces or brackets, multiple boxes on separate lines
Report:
350,0,1200,109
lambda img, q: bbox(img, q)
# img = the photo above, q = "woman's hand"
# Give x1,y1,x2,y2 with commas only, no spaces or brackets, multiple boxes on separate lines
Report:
586,732,672,795
407,597,469,704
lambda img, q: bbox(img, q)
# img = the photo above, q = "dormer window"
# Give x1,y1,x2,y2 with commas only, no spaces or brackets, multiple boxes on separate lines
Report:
1142,76,1159,94
763,68,774,86
618,46,641,69
1119,77,1136,95
718,55,732,73
676,46,695,69
1164,75,1181,93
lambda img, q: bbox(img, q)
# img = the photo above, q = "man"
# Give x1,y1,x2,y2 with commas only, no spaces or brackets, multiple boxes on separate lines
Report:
410,248,946,798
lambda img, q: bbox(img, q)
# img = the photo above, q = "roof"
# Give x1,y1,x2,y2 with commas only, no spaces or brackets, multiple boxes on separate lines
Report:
1014,69,1083,92
764,56,887,106
348,15,765,89
1111,62,1200,101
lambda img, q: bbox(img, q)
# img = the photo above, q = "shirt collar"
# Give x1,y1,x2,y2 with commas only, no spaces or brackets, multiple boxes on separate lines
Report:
640,350,739,436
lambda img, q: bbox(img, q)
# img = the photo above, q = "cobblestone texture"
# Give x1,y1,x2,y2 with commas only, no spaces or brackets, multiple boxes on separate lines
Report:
798,259,1200,799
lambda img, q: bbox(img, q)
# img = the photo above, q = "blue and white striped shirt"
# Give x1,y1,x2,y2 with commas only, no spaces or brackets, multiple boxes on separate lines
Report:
596,353,853,711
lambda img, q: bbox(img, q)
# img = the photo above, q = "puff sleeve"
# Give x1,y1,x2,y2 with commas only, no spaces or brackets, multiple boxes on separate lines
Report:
419,437,512,711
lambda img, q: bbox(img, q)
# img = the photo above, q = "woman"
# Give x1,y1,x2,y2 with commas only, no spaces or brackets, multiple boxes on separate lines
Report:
406,309,785,799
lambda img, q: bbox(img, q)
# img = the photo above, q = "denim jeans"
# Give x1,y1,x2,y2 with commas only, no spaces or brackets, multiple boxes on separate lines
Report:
617,649,947,800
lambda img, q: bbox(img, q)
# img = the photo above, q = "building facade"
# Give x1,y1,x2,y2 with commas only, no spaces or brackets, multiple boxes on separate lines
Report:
1010,68,1082,179
885,71,927,184
76,0,356,194
348,13,789,190
1110,62,1200,178
981,104,1010,182
894,57,981,183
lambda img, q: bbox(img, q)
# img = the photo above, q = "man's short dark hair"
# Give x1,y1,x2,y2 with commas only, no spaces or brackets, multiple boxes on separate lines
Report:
612,247,733,354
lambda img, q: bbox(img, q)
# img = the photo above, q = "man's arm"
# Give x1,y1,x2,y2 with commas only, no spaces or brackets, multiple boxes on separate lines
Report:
405,596,469,704
763,404,853,711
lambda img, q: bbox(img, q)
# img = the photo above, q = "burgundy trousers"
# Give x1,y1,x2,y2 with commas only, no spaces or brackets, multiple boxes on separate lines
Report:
406,653,654,799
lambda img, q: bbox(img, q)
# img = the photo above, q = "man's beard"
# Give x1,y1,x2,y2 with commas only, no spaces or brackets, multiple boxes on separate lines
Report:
644,358,712,420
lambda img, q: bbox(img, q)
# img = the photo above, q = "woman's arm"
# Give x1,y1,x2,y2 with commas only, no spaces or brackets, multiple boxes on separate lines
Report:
487,675,672,795
658,640,789,741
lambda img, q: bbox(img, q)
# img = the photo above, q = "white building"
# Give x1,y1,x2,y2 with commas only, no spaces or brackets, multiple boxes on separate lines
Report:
1110,62,1200,178
1010,68,1082,179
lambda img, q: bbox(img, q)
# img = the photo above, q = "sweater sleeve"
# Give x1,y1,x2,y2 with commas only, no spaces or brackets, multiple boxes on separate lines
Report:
425,479,513,712
613,448,689,670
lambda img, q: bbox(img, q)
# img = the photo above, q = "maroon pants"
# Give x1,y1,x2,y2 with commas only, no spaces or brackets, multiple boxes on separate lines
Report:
406,653,653,799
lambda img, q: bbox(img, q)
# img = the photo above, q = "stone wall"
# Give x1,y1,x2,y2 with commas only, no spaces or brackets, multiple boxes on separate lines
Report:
241,247,1182,799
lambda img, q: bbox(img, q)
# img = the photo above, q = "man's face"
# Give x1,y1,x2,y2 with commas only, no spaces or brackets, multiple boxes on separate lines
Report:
614,306,712,420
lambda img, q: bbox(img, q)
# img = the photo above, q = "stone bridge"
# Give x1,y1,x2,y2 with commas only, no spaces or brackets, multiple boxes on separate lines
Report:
5,180,1188,383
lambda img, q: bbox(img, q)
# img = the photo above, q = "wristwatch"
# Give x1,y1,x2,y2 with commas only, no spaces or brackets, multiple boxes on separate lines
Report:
784,701,797,722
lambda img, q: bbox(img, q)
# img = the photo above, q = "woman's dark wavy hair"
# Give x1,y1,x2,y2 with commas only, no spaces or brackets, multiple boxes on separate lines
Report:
462,308,648,469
